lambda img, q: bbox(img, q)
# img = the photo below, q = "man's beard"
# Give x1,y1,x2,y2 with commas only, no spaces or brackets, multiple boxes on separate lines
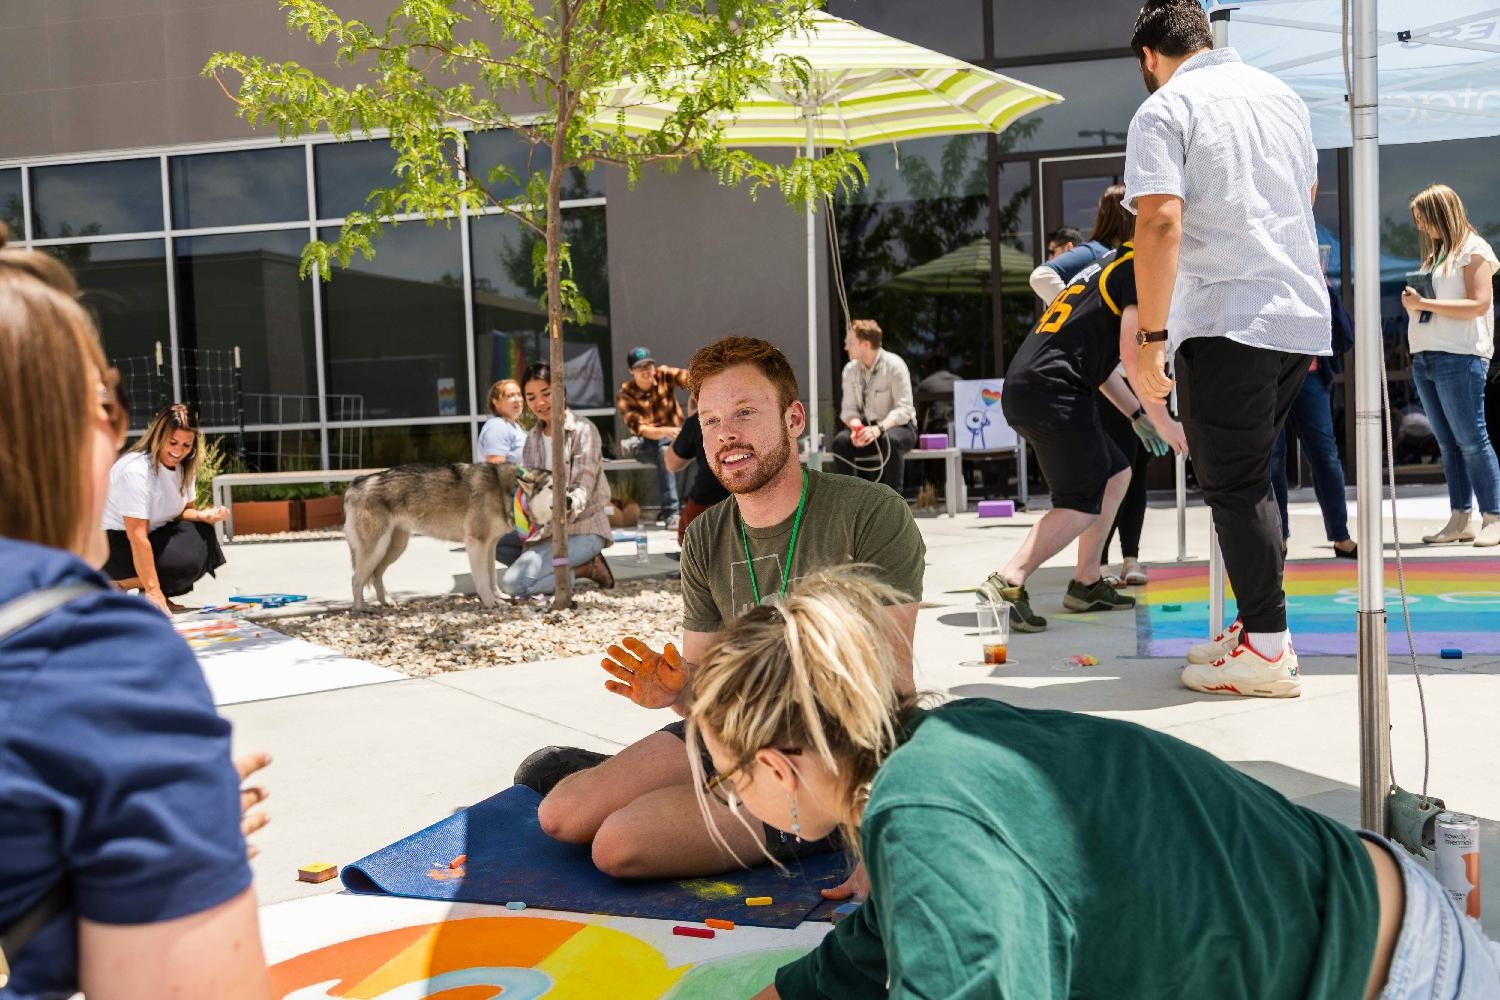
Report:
715,428,794,496
1140,62,1160,94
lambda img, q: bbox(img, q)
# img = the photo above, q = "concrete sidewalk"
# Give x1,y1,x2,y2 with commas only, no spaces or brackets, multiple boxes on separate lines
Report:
204,485,1498,935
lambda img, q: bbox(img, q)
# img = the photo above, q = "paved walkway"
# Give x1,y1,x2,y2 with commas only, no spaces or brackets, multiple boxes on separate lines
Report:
191,486,1497,947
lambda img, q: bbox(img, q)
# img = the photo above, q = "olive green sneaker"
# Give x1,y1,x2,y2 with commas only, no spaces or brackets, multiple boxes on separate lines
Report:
1063,577,1136,612
979,573,1046,632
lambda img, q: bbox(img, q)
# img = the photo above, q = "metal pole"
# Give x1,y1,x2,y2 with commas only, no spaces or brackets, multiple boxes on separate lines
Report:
1173,385,1187,560
233,345,247,463
1351,0,1391,835
805,114,822,470
1207,9,1230,633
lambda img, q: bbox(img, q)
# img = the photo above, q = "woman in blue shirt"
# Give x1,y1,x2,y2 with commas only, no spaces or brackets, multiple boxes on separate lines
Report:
0,231,273,1000
478,378,528,465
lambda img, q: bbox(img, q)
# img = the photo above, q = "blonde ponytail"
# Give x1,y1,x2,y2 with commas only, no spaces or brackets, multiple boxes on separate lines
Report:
684,565,915,866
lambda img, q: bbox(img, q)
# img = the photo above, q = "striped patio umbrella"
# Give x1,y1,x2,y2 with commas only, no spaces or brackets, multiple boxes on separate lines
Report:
595,12,1061,457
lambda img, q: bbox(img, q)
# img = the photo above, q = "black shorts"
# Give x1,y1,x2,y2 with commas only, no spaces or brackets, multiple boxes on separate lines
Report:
1007,391,1129,514
103,520,225,597
660,719,844,862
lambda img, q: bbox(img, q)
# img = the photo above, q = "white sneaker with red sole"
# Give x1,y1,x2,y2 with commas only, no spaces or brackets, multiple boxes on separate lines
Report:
1186,619,1243,665
1180,640,1301,699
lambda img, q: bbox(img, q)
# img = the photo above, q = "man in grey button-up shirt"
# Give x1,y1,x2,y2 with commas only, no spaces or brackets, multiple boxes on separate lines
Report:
1123,0,1328,699
833,318,918,492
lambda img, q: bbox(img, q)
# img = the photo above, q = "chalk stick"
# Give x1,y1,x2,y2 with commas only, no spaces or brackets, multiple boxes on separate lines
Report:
745,896,773,906
297,862,338,884
705,918,735,930
977,500,1015,518
832,901,862,924
449,854,467,869
1163,604,1182,612
673,925,715,939
505,901,527,911
1441,648,1463,659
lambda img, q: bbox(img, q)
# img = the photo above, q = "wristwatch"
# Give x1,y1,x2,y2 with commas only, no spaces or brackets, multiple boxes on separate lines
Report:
1136,329,1168,347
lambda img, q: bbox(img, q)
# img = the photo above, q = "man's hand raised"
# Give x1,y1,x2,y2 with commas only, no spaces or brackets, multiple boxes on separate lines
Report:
602,638,685,709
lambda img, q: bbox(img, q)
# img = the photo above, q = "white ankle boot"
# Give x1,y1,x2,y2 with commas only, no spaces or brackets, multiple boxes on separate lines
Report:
1475,513,1500,548
1423,510,1475,544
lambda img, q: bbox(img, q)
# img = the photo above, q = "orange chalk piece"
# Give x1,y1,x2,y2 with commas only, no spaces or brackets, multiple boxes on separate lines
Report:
449,854,467,869
672,925,715,939
297,862,338,884
704,918,735,930
745,896,772,906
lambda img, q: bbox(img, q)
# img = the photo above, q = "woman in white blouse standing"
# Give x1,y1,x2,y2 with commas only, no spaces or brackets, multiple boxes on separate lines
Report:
1402,184,1500,548
101,403,228,613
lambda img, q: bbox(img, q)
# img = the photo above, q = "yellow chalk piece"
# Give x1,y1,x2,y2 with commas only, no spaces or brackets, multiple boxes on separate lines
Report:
297,862,338,883
745,896,772,906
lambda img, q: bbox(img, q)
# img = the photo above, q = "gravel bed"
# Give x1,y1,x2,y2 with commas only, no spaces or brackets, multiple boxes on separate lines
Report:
274,578,684,677
228,529,346,544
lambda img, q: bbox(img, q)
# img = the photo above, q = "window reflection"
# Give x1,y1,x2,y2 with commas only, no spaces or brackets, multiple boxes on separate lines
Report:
170,147,307,230
994,59,1143,154
467,129,602,203
993,0,1139,61
470,207,611,408
0,169,22,236
320,222,468,420
175,230,318,425
824,0,984,61
31,159,163,238
315,139,401,220
47,239,171,429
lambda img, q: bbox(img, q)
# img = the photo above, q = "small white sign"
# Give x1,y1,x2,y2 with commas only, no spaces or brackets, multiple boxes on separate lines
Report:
952,379,1017,452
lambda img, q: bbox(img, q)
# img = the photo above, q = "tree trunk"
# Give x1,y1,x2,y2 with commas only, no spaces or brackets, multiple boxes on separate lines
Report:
546,95,572,609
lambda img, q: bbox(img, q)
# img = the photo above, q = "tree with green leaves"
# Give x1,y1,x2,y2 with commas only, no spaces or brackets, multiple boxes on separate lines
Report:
206,0,862,607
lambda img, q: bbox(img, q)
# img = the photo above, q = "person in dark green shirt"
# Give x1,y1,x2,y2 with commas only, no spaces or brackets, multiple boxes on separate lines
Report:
683,566,1497,1000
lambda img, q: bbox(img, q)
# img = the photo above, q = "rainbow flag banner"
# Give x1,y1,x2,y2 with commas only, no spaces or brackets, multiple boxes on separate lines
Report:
1138,558,1500,658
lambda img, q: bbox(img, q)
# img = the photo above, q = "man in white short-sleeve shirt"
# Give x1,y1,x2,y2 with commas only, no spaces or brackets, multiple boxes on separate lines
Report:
1122,0,1330,699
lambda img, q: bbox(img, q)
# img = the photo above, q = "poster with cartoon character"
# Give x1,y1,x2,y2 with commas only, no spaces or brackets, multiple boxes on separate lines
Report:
952,379,1017,452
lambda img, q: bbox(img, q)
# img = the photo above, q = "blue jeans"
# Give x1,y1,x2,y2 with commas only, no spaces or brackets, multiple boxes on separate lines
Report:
500,534,606,597
1411,351,1500,515
1271,372,1350,542
1363,833,1500,998
637,437,680,518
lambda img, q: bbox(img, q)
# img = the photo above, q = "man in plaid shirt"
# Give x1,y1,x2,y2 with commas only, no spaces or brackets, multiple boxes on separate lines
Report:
616,345,691,529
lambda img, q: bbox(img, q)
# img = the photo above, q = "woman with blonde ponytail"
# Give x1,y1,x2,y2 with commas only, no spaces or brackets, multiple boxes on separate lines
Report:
688,567,1498,1000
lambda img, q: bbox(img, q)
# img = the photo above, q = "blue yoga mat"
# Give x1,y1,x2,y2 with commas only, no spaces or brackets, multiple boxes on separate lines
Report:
340,786,848,929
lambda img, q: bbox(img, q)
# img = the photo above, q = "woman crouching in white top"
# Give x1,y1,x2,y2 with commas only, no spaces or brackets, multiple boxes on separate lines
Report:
101,403,228,613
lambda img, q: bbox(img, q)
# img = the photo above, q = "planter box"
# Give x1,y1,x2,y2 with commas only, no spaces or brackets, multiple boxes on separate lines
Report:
303,495,345,530
232,500,303,535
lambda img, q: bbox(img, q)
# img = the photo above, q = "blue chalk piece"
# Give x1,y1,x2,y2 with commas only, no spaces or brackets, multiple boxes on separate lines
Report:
506,900,527,910
1441,648,1463,659
831,901,862,924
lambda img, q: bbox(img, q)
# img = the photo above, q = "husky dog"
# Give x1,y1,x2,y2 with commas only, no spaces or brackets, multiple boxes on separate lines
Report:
344,463,553,611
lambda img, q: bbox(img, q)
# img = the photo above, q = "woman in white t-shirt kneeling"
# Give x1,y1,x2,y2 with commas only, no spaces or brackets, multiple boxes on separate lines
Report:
102,403,228,613
1402,184,1500,548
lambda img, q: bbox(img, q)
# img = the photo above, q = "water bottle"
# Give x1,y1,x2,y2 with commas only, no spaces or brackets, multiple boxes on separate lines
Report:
635,530,649,564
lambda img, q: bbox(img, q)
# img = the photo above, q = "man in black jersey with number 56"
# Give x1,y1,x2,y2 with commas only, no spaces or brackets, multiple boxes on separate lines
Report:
979,244,1188,632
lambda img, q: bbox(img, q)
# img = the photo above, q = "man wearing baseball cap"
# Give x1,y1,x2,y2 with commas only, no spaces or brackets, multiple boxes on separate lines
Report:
616,346,691,530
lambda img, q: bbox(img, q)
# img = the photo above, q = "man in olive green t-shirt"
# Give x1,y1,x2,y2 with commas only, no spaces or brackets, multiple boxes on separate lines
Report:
526,337,925,882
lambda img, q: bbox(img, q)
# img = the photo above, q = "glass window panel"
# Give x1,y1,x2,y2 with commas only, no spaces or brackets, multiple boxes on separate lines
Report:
315,139,401,220
995,157,1036,377
236,429,325,474
834,134,994,396
994,0,1140,61
826,0,984,63
471,207,611,409
170,147,307,230
321,221,468,420
30,158,163,238
47,239,171,429
996,59,1142,154
345,423,473,468
467,128,603,202
175,230,318,426
1,168,22,236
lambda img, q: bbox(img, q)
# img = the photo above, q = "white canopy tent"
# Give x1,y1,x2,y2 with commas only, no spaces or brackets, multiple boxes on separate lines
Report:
1197,1,1500,831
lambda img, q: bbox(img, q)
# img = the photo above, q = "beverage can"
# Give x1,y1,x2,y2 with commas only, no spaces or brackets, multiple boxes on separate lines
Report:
1435,811,1481,918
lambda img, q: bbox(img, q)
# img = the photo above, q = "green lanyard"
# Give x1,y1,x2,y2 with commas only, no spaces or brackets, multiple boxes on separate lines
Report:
738,468,809,606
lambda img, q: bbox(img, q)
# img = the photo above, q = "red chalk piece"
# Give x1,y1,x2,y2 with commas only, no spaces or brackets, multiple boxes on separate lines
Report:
672,925,716,939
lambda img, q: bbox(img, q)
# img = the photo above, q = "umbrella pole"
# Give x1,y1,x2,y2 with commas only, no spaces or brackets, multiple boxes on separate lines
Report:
1351,0,1391,834
805,115,823,470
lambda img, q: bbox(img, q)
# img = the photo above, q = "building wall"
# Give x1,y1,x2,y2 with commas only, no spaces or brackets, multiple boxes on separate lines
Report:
603,157,834,420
